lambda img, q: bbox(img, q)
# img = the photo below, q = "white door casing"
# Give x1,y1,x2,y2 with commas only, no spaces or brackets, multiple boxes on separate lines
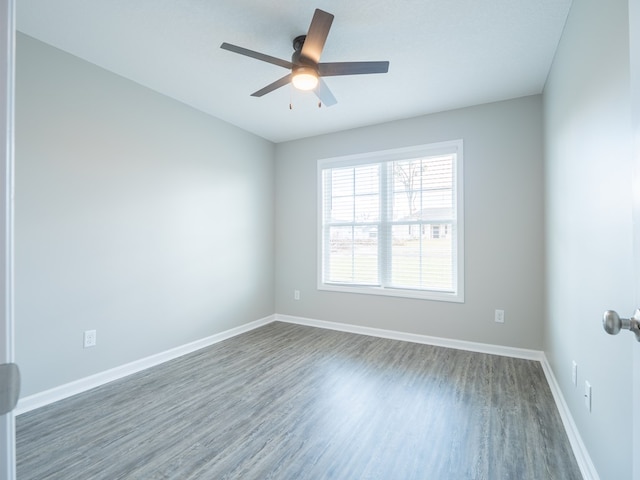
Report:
0,0,16,479
631,0,640,476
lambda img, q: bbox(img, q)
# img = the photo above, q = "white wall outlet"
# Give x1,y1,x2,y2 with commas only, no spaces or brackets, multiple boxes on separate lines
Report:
572,361,578,386
294,289,300,300
84,329,97,348
494,309,505,323
584,381,592,412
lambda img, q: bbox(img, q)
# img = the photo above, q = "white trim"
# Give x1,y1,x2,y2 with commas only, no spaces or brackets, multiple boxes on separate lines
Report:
539,355,600,480
0,1,16,479
316,140,464,168
276,313,597,479
15,315,275,415
317,140,464,304
275,314,542,360
0,0,14,365
317,284,465,303
629,0,640,477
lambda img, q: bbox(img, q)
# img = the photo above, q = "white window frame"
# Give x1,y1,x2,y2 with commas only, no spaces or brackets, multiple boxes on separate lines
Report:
317,140,464,303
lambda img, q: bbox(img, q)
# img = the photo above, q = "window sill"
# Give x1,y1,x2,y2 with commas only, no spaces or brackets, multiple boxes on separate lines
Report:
318,283,464,303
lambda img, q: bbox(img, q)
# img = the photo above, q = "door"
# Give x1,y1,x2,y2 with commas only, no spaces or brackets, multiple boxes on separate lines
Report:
0,0,16,479
630,0,640,478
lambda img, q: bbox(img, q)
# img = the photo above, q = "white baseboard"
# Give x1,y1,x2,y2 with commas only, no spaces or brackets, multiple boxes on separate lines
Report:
14,315,275,415
539,356,600,480
275,314,544,360
276,314,597,480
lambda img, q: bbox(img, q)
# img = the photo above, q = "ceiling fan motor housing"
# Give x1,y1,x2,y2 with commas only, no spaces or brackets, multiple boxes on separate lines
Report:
292,35,315,68
293,35,307,54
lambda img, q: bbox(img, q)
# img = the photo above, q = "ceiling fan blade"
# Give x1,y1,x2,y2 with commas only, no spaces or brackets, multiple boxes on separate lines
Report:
318,61,390,77
314,78,337,107
251,74,293,97
221,42,293,69
300,9,334,63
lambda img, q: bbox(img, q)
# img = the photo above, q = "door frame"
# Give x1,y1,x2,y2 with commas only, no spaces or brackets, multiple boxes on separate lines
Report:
0,0,16,479
630,0,640,478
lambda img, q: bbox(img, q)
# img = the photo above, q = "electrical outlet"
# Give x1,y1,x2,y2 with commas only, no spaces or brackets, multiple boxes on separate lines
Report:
584,381,592,412
294,289,300,300
572,361,578,386
494,309,505,323
84,329,97,348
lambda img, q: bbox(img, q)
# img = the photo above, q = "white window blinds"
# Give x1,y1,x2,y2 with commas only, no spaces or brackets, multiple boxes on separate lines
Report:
318,141,464,302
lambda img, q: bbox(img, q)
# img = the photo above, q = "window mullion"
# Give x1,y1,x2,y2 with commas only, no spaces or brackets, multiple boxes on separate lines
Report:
351,169,356,283
379,162,391,288
419,159,424,288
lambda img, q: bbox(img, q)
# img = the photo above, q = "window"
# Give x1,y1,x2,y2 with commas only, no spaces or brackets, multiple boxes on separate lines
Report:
318,140,464,302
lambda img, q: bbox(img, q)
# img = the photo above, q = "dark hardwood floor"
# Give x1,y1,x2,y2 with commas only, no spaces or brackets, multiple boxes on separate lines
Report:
16,322,582,479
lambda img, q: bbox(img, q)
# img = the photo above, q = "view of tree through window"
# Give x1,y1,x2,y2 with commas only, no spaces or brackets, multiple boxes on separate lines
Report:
319,141,463,302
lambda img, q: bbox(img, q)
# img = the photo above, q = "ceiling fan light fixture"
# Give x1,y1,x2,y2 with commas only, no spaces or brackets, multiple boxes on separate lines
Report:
292,66,318,91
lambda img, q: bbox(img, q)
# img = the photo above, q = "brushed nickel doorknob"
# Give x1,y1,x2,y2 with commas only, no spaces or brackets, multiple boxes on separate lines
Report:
603,309,640,342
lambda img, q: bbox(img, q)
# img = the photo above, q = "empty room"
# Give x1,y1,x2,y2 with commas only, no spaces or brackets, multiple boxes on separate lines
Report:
0,0,639,479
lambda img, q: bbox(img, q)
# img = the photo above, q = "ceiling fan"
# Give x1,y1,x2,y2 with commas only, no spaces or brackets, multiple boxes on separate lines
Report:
220,9,390,106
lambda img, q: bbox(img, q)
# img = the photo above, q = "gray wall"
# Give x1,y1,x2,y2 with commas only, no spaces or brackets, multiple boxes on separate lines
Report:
15,34,276,397
543,0,635,478
275,96,545,350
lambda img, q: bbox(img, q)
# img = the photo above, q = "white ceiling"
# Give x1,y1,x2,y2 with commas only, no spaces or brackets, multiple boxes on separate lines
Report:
16,0,572,143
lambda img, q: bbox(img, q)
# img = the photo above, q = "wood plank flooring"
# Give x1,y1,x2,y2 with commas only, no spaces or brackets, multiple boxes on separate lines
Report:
16,322,582,479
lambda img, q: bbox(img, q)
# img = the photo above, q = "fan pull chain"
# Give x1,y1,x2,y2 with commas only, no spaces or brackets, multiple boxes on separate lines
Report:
318,101,322,108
